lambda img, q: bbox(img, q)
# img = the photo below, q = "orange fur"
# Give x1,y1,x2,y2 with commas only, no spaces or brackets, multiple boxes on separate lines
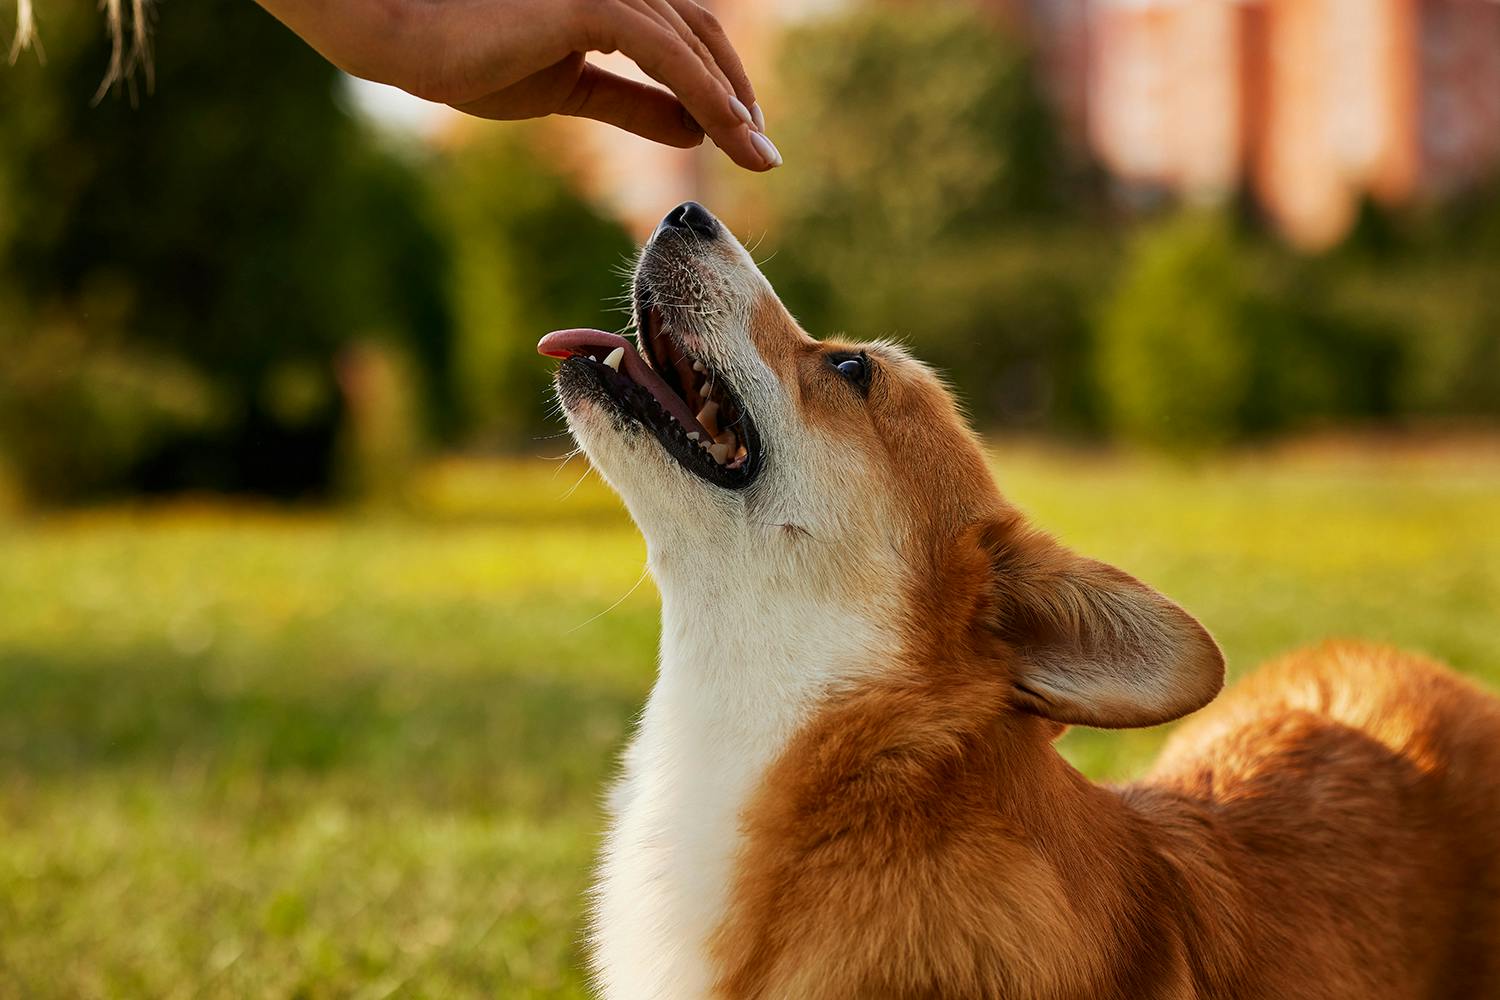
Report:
571,215,1500,999
712,635,1500,998
703,296,1500,999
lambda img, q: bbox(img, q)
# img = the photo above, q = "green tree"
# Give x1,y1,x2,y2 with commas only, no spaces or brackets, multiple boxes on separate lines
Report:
1096,213,1255,449
1098,210,1403,450
432,132,633,445
755,2,1105,431
1322,190,1500,421
0,0,451,499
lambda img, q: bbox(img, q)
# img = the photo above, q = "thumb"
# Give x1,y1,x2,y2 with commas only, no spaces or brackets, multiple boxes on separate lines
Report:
456,61,706,150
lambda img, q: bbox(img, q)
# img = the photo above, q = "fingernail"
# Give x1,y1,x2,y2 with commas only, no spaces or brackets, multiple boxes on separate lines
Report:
729,95,755,129
749,130,782,168
750,102,766,132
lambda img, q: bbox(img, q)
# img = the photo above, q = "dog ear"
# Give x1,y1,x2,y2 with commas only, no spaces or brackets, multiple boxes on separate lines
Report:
980,520,1224,729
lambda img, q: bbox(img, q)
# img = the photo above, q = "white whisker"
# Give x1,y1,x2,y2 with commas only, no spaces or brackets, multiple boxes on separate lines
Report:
566,565,651,634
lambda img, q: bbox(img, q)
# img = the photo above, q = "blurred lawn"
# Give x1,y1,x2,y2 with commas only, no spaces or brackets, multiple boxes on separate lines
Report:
1,443,1498,998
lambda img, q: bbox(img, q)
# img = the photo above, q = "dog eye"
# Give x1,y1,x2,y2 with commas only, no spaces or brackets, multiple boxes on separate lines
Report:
829,352,871,392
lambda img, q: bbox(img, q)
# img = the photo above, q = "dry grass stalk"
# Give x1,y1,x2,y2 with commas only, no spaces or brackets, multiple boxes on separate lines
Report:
6,0,153,97
9,0,38,64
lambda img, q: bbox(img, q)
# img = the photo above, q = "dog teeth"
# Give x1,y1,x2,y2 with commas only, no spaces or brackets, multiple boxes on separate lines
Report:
692,361,706,373
697,401,720,437
588,355,598,362
602,347,624,371
733,444,747,462
708,430,738,466
686,431,701,442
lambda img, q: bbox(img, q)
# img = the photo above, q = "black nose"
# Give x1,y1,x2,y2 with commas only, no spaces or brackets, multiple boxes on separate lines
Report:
658,201,719,239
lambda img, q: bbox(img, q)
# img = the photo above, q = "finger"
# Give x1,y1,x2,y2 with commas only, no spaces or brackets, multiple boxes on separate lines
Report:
669,0,758,123
452,53,588,122
579,3,775,170
630,0,736,101
461,62,707,149
562,64,707,148
626,0,760,142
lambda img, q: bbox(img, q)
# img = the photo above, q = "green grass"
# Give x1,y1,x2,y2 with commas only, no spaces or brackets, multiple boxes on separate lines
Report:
1,443,1498,997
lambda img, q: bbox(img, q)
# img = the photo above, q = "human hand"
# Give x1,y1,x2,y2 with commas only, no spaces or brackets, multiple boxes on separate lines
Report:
255,0,781,170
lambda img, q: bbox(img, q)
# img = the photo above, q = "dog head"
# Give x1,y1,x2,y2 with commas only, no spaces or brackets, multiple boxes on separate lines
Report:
542,202,1221,728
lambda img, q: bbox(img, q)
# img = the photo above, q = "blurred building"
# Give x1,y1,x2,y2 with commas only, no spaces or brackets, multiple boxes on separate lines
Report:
519,0,1500,248
1057,0,1500,247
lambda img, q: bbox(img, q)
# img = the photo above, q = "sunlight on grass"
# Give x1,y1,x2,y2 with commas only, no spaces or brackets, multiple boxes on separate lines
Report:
1,443,1497,996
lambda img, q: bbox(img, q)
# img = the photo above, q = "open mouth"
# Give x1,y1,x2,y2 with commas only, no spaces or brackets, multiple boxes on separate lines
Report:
538,296,760,489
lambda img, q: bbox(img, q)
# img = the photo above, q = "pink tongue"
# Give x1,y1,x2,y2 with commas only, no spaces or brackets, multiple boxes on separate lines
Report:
538,328,708,436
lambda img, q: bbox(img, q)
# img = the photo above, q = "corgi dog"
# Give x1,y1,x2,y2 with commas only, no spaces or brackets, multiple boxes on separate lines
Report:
538,201,1500,1000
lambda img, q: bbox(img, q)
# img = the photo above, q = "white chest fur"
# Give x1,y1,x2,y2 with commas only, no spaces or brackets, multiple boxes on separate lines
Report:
589,677,772,999
587,575,888,1000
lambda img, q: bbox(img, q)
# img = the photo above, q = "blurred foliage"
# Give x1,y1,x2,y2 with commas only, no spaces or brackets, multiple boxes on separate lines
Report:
0,322,223,497
2,447,1498,994
0,0,630,499
761,2,1109,432
0,0,451,501
3,0,1499,497
433,133,634,446
333,340,424,507
1096,211,1401,450
760,3,1496,447
1096,213,1253,449
1321,188,1500,421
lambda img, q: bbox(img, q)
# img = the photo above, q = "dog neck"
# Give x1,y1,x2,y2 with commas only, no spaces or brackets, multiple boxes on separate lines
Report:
706,672,1243,997
589,540,895,999
650,532,896,745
